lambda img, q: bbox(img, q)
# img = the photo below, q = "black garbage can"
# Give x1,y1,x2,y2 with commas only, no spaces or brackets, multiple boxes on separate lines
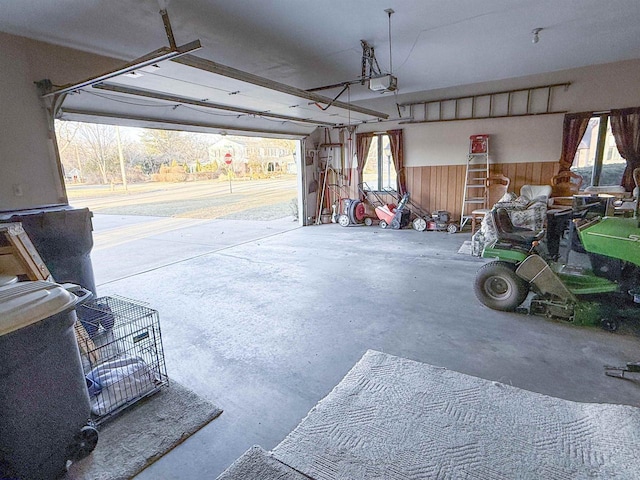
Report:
0,207,97,295
0,281,98,479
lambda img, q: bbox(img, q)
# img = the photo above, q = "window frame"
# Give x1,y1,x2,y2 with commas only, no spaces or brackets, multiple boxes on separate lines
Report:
365,133,397,193
572,113,624,188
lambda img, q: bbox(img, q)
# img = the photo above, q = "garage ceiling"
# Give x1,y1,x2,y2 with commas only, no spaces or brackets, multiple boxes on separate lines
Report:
2,0,640,135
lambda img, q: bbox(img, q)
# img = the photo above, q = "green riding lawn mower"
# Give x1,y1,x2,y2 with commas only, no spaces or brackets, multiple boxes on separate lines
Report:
474,200,640,332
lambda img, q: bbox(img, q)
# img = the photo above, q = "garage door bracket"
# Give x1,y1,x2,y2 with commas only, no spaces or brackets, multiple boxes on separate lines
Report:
38,7,201,98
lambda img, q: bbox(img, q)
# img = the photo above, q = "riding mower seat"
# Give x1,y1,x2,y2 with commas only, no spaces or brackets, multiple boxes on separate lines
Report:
493,208,545,246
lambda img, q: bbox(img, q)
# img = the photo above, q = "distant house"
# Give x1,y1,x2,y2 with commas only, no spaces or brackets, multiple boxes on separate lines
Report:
64,167,82,183
284,153,297,174
208,139,247,173
244,142,294,175
194,137,296,176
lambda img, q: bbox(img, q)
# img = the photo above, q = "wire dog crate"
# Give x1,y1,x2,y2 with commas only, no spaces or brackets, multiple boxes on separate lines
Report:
74,296,168,424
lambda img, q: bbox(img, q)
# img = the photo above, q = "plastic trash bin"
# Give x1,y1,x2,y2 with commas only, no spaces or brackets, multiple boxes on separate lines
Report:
0,207,97,295
0,281,98,479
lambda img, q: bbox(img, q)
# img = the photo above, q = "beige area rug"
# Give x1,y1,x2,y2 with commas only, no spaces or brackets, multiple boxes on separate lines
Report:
66,381,222,480
216,446,309,480
265,350,640,479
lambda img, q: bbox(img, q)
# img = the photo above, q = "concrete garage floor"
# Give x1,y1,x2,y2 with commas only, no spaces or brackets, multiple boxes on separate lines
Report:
88,214,640,479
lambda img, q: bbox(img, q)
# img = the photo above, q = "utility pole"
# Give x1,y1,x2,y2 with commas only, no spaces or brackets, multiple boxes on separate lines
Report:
74,144,83,183
115,125,128,192
224,152,233,193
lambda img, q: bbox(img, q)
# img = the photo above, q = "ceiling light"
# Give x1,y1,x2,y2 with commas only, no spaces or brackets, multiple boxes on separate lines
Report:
124,71,144,78
532,28,542,44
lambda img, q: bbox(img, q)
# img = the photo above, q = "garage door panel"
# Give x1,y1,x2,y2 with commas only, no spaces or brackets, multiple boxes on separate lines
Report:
57,53,387,135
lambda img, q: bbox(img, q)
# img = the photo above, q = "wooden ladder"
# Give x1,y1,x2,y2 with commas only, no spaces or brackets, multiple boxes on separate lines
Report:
0,223,99,361
0,223,51,281
460,136,490,230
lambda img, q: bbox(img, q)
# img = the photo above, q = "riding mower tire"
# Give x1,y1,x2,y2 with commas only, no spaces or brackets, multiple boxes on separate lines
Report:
474,261,529,311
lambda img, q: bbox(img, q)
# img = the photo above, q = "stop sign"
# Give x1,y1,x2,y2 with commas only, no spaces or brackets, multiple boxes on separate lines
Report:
224,153,232,165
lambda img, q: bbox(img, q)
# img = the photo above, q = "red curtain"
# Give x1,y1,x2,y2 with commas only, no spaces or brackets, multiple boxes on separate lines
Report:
610,107,640,191
558,112,593,171
386,129,406,195
356,132,375,192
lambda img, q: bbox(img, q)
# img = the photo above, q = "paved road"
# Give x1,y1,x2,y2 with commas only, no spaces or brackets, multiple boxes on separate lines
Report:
68,177,298,220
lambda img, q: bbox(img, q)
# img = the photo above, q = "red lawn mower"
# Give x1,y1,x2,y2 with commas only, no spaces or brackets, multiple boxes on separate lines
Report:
337,198,367,226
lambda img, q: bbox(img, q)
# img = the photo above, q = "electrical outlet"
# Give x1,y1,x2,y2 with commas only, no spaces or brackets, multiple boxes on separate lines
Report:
13,184,24,196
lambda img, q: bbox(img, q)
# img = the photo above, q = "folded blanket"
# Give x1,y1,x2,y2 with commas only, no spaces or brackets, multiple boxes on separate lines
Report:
87,355,157,416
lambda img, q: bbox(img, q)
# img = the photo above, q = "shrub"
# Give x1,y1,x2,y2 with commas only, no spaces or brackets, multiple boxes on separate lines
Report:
572,162,627,189
152,164,187,182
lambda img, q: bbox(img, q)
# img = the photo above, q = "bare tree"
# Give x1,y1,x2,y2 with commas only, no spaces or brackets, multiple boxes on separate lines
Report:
55,120,81,156
77,123,118,184
140,129,185,172
55,121,82,181
181,132,213,166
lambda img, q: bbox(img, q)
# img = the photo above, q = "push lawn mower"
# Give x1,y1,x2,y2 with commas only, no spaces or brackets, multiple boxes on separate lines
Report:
337,198,367,227
426,210,459,234
474,202,640,331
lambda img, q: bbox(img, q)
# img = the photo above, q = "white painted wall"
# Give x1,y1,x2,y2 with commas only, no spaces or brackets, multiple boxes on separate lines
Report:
357,58,640,167
402,115,563,167
0,34,63,210
0,33,120,211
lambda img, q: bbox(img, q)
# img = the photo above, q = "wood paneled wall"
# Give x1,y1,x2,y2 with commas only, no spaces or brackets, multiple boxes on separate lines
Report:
405,161,560,220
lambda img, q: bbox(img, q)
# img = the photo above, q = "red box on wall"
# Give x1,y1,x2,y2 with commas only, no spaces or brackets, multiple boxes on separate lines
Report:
469,134,489,154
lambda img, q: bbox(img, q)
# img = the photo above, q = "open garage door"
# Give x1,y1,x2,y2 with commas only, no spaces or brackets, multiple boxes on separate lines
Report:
40,31,387,229
39,11,385,234
58,122,302,222
57,120,306,285
46,52,387,138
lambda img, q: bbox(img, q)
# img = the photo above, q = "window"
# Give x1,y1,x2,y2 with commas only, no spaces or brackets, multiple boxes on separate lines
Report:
571,114,625,188
363,134,397,191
